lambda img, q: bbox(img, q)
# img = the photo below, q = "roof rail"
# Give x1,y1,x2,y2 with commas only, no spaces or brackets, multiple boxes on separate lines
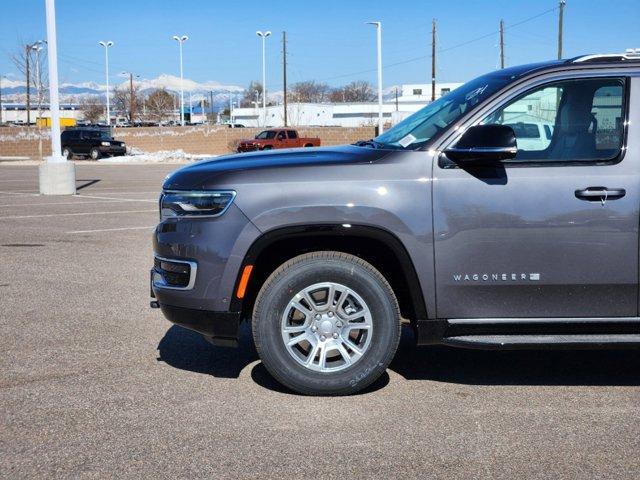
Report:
573,49,640,63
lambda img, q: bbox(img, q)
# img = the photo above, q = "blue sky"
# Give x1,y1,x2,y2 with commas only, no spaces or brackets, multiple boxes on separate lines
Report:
1,0,638,90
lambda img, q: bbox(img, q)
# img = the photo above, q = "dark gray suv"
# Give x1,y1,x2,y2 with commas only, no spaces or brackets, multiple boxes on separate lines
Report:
151,52,640,395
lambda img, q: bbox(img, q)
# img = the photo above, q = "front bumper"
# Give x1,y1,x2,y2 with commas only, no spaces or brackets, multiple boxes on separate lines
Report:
237,144,260,152
100,145,126,156
151,203,261,346
158,303,241,347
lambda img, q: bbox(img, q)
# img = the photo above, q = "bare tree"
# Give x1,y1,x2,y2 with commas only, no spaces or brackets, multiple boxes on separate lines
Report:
340,80,376,102
112,84,143,122
290,81,331,103
79,97,104,124
146,88,174,122
240,81,263,107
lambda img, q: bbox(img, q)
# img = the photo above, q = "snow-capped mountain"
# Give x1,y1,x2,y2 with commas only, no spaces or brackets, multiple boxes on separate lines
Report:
1,74,246,109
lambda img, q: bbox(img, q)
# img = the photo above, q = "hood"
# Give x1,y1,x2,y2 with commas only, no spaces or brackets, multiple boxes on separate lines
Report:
162,144,392,190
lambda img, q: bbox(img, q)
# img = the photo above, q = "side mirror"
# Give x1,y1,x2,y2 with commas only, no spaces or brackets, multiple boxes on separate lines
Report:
445,124,517,164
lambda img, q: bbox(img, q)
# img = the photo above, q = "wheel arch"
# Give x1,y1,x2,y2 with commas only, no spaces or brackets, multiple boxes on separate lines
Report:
231,224,428,324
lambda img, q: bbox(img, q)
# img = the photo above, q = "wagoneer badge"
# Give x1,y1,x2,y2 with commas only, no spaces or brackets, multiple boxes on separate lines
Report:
453,273,541,282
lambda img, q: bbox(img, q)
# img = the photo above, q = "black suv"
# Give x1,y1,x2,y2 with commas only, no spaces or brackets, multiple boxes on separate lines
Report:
60,128,126,160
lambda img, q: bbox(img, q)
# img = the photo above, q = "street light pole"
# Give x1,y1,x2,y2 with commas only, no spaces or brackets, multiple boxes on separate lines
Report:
366,21,383,134
256,30,271,127
40,0,76,195
172,35,188,126
31,42,46,121
98,41,113,125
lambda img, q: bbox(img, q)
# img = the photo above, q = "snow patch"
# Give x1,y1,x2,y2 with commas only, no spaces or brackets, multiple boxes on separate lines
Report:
98,148,217,164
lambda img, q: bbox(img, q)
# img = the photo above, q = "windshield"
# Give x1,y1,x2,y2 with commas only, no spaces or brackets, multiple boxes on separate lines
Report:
84,130,112,140
374,72,513,149
255,130,276,139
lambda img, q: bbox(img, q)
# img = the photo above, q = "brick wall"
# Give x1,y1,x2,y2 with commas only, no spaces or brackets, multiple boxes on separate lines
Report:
0,126,376,159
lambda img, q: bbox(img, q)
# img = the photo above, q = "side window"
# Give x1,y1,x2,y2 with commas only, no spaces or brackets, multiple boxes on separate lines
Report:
287,130,297,139
482,78,625,163
277,131,286,140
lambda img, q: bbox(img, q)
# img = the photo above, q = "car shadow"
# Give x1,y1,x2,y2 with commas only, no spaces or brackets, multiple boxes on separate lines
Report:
76,179,101,191
157,322,258,379
157,323,640,390
390,326,640,386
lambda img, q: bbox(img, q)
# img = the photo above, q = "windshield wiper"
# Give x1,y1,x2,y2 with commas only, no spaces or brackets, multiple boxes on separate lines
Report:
354,139,386,149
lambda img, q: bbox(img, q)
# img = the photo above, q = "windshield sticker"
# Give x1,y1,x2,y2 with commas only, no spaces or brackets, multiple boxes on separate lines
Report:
465,84,488,101
398,134,416,148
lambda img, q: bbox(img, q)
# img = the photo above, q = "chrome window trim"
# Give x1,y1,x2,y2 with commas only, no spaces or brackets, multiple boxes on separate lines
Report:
153,254,198,291
160,190,237,219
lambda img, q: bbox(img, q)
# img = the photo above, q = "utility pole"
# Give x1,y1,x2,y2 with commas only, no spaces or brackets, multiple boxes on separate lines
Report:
395,87,398,111
499,19,505,69
209,90,214,122
282,31,288,127
431,19,436,102
557,0,565,60
129,72,134,123
25,44,31,126
0,75,3,125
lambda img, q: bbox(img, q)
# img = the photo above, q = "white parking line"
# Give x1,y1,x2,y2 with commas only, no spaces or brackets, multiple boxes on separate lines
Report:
0,199,156,207
0,191,39,196
74,190,159,194
67,225,156,234
73,194,156,203
0,209,156,220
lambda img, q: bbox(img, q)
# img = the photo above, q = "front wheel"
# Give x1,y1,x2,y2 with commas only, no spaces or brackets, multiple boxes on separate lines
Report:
62,147,73,160
252,251,401,395
89,147,101,160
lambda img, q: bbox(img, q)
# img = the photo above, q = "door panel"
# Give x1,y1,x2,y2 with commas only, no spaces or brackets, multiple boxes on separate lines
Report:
433,76,638,319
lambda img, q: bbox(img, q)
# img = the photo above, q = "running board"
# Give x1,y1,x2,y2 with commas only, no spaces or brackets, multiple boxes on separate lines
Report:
442,334,640,350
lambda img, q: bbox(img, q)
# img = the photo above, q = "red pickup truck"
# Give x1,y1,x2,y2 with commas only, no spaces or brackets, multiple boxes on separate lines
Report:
237,129,321,152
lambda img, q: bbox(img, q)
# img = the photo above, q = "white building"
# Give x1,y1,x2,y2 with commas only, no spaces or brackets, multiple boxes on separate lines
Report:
232,82,463,128
0,103,82,125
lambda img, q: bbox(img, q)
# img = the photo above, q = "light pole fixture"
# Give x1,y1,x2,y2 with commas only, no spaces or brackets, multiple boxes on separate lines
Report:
256,30,271,126
40,0,76,195
366,21,383,134
30,41,46,118
172,35,189,126
98,40,113,125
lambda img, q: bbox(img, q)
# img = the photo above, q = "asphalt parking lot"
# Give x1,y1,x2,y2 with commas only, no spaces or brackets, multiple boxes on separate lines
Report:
1,162,639,479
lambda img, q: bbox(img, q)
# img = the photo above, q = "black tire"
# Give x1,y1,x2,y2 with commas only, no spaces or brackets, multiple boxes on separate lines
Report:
252,251,401,396
62,147,73,160
89,147,101,160
261,145,273,150
304,143,314,147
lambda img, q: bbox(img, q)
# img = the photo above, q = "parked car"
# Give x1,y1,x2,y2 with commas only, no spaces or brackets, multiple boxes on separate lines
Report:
61,128,126,160
151,50,640,395
503,120,554,151
237,129,321,152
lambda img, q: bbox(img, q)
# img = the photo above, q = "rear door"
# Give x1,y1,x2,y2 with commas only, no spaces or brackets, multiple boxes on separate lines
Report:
433,74,638,319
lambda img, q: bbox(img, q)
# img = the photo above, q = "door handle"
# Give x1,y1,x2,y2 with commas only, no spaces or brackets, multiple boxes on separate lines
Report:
575,186,626,201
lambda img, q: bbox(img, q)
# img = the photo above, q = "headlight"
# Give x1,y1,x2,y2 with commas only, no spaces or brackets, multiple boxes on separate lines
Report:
160,190,236,220
101,141,110,146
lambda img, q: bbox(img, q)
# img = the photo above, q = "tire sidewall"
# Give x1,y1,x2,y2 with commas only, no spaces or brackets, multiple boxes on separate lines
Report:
254,256,399,395
90,148,100,160
62,148,72,159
